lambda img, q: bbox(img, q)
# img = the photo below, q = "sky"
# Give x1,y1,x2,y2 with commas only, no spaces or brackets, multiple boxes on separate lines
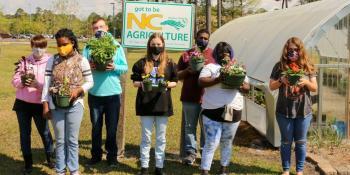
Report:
0,0,300,19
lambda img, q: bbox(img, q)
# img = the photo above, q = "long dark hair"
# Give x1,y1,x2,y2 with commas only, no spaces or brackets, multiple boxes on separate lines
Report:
212,42,234,65
55,28,79,53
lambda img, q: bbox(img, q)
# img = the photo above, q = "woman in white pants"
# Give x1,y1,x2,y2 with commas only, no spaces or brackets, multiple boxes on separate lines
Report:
130,32,177,175
199,42,250,175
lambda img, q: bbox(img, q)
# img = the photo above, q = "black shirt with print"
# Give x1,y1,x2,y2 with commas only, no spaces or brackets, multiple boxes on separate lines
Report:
131,57,178,117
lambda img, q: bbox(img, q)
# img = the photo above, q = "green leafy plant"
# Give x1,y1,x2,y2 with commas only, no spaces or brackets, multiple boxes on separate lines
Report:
86,34,118,65
58,77,70,96
220,58,246,89
282,62,305,85
142,74,152,92
308,118,343,154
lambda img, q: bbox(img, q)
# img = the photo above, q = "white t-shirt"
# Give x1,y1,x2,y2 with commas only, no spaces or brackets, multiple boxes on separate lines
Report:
199,63,249,110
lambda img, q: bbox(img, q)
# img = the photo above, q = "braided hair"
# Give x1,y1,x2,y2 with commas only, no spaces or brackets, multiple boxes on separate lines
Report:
55,28,80,53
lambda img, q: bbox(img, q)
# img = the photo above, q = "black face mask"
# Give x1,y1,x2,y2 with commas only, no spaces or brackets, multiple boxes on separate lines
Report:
196,39,208,50
95,30,107,38
150,46,164,55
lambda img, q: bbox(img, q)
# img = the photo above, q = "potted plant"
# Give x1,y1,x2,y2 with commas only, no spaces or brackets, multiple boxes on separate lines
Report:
282,62,304,85
86,34,118,71
142,74,153,92
54,77,71,108
220,58,246,89
157,75,167,93
189,49,205,71
18,56,35,86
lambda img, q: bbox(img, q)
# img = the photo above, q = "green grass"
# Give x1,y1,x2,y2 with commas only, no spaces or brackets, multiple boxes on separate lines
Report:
0,42,283,175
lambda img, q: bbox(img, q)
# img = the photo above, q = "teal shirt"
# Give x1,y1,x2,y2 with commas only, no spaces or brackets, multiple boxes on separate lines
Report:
82,34,128,96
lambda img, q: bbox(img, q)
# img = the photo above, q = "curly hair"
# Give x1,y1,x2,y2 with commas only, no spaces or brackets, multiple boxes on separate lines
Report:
55,28,80,53
279,37,314,73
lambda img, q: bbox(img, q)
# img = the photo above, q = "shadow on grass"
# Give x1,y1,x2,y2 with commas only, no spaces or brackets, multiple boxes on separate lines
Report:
0,150,50,175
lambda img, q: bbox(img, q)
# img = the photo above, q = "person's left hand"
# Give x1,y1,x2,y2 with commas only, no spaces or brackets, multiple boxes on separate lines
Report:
105,62,115,71
70,87,83,102
297,78,309,87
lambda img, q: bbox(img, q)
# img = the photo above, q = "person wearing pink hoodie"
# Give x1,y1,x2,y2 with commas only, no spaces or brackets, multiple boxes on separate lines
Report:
12,35,54,174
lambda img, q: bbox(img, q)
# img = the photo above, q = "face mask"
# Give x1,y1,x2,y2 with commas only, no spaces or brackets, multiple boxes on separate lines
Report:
196,39,208,50
57,44,73,57
150,46,164,55
287,50,299,62
32,47,46,59
95,30,107,39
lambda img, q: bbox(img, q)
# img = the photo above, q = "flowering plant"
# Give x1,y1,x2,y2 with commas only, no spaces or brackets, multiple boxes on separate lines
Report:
220,57,246,89
282,62,304,85
189,49,205,63
142,74,152,84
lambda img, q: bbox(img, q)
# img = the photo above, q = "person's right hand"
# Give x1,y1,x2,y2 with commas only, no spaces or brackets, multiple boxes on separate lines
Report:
24,78,33,86
43,103,52,120
279,75,289,85
89,61,96,70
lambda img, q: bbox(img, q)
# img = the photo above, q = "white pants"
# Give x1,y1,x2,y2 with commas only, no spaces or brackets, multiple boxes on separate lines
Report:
140,116,168,168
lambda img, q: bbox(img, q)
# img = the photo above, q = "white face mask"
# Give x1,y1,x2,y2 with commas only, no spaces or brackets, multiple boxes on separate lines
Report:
32,47,46,59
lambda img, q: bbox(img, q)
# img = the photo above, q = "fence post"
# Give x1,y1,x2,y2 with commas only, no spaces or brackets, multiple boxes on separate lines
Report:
317,67,324,129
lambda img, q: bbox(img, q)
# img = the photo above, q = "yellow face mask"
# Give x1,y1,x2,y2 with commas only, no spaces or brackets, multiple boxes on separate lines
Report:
57,44,73,57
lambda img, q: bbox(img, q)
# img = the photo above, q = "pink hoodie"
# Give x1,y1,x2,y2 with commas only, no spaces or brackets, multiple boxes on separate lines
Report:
12,53,51,104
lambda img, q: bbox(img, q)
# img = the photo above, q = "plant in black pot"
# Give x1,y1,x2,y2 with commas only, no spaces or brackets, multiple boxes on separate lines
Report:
54,77,71,108
142,74,153,92
157,74,168,93
86,34,119,71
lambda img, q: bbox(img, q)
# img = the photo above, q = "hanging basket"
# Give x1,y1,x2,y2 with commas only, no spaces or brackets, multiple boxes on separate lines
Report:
221,74,246,89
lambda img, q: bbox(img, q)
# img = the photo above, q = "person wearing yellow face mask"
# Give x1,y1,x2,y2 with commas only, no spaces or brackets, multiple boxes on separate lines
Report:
41,28,94,175
57,43,74,57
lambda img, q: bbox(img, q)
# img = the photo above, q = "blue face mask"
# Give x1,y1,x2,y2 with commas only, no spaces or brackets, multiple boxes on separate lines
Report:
196,39,208,50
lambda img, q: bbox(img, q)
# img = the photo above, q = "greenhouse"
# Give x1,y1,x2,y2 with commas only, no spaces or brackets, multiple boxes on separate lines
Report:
209,0,350,146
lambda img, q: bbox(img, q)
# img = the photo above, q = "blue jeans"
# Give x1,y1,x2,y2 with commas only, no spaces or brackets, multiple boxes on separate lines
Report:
140,116,168,168
88,94,120,160
51,103,84,173
16,110,54,157
276,113,312,172
201,116,240,171
182,102,204,156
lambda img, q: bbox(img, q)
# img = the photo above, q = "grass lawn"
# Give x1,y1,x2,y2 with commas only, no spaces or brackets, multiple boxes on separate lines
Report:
0,41,285,175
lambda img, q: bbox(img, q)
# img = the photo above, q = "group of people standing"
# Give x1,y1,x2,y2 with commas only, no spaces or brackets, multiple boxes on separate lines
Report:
12,16,317,175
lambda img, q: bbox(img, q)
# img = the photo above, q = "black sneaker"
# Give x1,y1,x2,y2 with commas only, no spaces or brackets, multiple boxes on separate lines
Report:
218,166,228,175
107,158,118,167
182,154,196,165
139,167,149,175
87,157,101,166
201,170,209,175
155,167,166,175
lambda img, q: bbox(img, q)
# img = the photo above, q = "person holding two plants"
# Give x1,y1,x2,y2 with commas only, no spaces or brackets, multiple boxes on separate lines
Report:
130,32,177,175
42,28,93,175
198,42,249,175
176,29,214,165
269,37,317,175
82,17,128,167
12,35,55,174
